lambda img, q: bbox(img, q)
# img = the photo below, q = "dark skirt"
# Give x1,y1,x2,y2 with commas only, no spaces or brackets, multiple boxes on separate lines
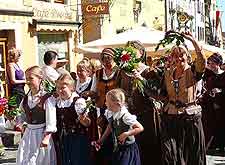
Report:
96,110,114,165
62,134,91,165
136,107,162,165
112,142,141,165
201,93,225,150
95,134,113,165
161,113,206,165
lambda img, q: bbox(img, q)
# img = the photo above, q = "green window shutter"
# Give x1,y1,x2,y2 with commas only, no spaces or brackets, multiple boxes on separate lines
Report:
23,0,32,7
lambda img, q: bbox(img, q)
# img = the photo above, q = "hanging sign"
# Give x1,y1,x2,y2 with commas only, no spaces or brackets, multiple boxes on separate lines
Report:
82,2,109,16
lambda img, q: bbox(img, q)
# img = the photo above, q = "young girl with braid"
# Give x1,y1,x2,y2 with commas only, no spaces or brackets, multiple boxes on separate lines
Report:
94,88,143,165
16,66,57,165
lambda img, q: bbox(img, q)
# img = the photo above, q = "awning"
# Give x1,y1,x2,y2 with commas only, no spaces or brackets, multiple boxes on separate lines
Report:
82,26,164,48
36,24,77,32
34,20,81,32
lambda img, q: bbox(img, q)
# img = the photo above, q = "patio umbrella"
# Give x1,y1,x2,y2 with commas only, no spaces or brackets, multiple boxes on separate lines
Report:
80,26,165,49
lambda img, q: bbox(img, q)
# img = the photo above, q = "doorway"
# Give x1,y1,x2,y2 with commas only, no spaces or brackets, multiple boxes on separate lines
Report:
0,38,8,98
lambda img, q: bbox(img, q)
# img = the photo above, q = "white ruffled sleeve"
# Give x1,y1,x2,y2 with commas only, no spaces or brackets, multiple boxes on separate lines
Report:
44,96,57,133
74,98,87,115
123,112,138,126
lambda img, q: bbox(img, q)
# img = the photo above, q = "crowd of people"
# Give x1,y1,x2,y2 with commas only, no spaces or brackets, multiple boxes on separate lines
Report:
0,31,225,165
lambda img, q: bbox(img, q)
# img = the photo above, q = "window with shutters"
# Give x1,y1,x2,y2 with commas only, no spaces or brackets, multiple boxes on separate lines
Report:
133,0,141,23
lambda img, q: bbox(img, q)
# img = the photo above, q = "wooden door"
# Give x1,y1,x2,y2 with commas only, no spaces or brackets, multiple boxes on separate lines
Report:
0,38,8,98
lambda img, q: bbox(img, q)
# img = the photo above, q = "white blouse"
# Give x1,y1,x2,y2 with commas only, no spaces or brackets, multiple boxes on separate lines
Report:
109,106,138,126
19,90,57,133
42,65,60,83
56,92,87,115
76,77,92,94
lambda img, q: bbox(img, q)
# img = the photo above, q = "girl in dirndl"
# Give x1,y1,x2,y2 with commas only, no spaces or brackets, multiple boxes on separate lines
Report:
76,59,99,164
16,66,57,165
94,88,143,165
54,74,91,165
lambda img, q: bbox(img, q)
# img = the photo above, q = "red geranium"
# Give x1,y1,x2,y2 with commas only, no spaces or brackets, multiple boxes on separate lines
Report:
0,98,7,115
121,53,131,62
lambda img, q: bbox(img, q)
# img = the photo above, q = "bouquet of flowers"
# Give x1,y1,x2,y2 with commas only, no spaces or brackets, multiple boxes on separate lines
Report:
114,46,142,73
114,46,145,95
0,98,7,116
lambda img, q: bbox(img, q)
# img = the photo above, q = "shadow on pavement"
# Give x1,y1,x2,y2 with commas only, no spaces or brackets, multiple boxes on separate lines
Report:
0,158,16,163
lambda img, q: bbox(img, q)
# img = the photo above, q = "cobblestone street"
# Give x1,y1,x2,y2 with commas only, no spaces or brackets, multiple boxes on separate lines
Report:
0,146,17,165
0,146,225,165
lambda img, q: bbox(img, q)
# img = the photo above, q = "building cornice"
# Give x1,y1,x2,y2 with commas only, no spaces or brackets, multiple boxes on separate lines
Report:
0,9,34,17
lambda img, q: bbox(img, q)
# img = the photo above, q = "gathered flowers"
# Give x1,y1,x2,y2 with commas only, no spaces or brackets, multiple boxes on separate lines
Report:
114,46,141,73
114,46,145,95
0,98,7,115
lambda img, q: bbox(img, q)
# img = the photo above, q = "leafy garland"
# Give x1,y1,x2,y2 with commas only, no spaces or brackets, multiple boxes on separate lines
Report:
155,30,185,52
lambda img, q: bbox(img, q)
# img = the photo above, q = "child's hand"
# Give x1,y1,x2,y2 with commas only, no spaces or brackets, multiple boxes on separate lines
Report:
40,140,48,148
79,114,86,121
40,133,51,148
91,141,101,151
118,132,129,144
132,70,144,81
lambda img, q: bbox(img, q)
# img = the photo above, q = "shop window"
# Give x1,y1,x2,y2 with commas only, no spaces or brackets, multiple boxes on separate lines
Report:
133,0,141,23
197,0,200,13
198,26,200,40
37,33,68,67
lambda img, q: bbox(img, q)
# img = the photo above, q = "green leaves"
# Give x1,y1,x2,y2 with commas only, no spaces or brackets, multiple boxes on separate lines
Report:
155,30,185,51
5,94,22,118
42,79,56,94
133,79,145,96
8,95,17,107
5,107,21,117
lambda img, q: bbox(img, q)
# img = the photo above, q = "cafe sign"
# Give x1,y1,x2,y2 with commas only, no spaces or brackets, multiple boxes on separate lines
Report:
82,2,109,16
32,1,73,21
